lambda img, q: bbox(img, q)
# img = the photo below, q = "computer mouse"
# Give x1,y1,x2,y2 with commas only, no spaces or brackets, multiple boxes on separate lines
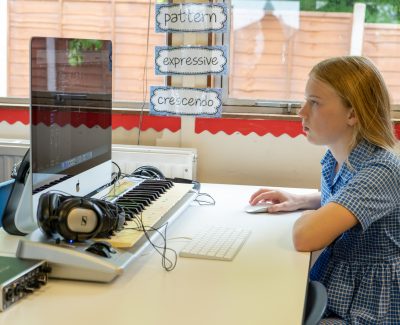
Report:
93,241,116,253
86,241,116,258
244,203,271,214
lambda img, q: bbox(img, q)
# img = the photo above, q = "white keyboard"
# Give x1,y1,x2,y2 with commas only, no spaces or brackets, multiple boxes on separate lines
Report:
179,226,251,261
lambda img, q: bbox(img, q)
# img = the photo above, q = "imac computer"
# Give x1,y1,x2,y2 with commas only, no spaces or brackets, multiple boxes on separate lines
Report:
31,36,113,212
3,37,113,235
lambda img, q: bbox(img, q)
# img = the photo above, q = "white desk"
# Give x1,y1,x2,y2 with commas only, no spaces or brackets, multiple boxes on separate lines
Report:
0,183,313,325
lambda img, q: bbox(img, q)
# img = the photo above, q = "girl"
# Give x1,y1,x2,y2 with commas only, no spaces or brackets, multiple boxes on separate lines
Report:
249,56,400,324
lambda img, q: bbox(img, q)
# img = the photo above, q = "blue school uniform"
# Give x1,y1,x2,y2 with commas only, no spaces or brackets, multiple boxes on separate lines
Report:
310,140,400,324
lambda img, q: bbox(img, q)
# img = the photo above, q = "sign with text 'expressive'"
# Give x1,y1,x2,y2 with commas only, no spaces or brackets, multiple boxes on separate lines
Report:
155,3,228,33
150,86,222,117
155,46,228,76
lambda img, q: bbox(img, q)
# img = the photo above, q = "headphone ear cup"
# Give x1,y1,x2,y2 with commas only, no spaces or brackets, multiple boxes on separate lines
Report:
56,198,104,241
92,200,126,238
37,192,65,237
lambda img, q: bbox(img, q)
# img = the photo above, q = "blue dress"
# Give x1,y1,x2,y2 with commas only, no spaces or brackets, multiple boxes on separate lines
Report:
310,140,400,324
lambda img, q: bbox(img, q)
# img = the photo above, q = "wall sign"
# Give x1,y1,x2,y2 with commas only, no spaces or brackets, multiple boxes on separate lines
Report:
155,3,228,33
155,46,228,75
150,86,222,117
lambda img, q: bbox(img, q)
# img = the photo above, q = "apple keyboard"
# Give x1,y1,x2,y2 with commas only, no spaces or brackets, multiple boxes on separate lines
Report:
179,226,251,261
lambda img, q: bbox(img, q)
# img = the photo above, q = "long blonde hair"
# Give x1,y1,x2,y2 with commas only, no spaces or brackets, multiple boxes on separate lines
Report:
310,56,397,151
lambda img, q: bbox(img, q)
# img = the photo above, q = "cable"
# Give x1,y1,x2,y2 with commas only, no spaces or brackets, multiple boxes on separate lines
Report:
137,0,152,145
124,213,177,271
194,192,216,206
111,161,122,185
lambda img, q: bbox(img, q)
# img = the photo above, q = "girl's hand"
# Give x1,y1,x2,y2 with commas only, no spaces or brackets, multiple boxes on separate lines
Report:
249,188,303,213
249,189,321,213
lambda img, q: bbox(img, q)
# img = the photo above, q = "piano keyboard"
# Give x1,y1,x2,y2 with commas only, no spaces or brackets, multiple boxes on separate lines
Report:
100,179,195,248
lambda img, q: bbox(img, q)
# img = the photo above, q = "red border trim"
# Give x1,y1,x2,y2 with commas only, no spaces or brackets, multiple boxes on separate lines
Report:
0,107,29,124
195,117,304,137
0,107,399,139
112,113,181,132
0,107,181,132
195,117,400,139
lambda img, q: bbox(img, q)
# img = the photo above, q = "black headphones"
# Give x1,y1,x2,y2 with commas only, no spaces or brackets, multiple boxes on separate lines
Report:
131,165,165,180
37,192,125,242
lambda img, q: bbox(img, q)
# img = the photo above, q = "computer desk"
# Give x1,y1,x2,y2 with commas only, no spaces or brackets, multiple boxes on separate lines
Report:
0,183,315,325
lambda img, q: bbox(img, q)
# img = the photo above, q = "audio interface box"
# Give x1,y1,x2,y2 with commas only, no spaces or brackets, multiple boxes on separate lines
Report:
0,256,51,311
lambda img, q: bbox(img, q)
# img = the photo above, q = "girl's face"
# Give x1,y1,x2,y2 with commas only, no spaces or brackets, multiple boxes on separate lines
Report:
298,76,356,150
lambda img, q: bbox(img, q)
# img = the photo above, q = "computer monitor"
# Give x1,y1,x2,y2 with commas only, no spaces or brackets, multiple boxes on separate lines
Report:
30,37,113,228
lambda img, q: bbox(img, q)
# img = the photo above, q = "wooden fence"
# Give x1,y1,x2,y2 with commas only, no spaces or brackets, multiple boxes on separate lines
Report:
7,1,400,104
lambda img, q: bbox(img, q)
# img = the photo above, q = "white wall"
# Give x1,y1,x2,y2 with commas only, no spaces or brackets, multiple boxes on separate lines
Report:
112,125,325,189
0,121,325,189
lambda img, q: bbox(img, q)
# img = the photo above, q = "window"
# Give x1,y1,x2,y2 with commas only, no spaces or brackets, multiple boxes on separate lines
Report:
2,0,400,116
225,0,400,114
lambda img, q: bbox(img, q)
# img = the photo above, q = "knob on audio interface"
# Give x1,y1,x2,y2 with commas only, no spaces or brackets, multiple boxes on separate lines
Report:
0,256,51,311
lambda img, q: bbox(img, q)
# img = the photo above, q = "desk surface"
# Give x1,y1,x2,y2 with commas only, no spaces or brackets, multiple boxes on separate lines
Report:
0,183,313,325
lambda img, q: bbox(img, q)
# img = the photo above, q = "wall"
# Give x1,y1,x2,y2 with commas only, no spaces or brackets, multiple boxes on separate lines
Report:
0,120,325,189
2,117,400,189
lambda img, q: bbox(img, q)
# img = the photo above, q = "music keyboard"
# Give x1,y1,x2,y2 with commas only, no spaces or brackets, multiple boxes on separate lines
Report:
105,180,195,248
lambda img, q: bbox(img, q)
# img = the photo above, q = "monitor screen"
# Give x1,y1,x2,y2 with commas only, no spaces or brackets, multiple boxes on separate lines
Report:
30,37,113,222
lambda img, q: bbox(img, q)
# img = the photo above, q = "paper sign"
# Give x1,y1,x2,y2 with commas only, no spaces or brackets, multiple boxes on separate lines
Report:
155,46,228,75
150,86,222,117
155,3,228,33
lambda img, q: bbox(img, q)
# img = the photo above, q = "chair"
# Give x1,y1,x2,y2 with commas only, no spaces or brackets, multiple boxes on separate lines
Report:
304,280,328,325
0,179,15,227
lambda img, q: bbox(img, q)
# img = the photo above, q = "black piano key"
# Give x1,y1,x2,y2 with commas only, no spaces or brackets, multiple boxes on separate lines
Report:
143,180,173,189
124,190,160,200
135,185,167,194
116,201,145,212
118,197,152,206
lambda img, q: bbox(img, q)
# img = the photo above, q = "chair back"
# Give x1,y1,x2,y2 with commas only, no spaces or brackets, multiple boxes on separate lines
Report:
304,280,328,325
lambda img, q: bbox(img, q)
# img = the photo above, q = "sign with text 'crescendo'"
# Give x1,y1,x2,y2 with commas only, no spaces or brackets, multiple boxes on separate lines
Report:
155,3,228,33
150,86,222,117
155,46,228,75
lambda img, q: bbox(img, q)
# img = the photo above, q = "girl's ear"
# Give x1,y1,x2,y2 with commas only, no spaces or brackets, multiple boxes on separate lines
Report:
347,108,357,126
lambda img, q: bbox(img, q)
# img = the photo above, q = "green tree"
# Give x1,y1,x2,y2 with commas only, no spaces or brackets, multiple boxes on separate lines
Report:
300,0,400,24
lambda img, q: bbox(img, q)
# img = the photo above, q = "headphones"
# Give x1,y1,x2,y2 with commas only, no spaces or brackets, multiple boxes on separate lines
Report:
37,192,126,242
131,165,165,180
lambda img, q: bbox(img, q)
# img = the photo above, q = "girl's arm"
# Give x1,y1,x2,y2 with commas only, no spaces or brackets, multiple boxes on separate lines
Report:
292,202,358,252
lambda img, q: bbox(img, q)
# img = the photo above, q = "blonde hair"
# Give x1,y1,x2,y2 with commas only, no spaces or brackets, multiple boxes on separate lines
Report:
310,56,397,151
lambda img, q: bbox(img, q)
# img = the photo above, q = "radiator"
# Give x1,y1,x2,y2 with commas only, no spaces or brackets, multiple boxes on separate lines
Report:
0,139,30,182
0,139,197,182
112,144,197,180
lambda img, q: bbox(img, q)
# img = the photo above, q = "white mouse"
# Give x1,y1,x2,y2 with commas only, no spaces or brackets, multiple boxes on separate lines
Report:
244,203,271,214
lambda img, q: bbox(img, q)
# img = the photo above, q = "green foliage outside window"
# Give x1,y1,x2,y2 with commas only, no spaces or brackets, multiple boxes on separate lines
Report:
300,0,400,23
68,39,103,66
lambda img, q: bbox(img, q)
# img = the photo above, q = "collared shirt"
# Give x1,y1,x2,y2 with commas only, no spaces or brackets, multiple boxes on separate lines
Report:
310,140,400,324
